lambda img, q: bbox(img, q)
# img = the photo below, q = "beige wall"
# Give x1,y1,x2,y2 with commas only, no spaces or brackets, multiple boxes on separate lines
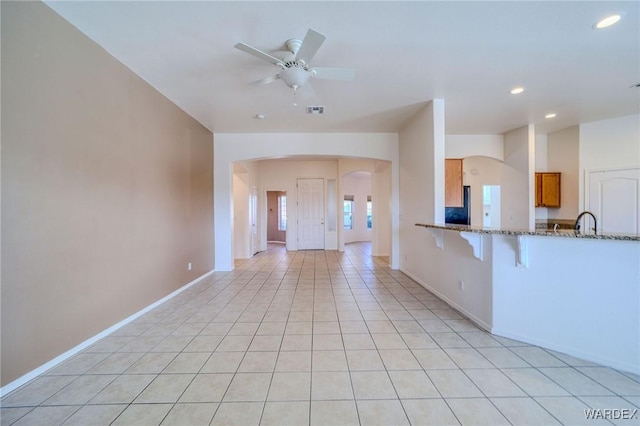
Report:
1,2,214,386
547,126,579,220
501,125,535,230
399,101,445,273
462,156,503,227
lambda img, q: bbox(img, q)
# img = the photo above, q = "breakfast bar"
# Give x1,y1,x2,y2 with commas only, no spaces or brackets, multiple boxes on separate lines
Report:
414,223,640,374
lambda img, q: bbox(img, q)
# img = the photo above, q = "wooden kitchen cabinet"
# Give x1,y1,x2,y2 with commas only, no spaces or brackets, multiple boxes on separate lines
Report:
535,172,561,207
445,159,463,207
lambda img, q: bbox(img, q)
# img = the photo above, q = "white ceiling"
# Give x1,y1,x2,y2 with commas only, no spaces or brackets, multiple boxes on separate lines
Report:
45,1,639,135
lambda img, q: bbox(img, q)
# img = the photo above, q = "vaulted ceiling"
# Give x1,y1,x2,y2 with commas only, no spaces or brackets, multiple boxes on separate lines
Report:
45,1,639,135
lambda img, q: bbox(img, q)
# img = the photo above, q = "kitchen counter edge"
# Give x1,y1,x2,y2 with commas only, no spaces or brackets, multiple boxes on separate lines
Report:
415,223,640,241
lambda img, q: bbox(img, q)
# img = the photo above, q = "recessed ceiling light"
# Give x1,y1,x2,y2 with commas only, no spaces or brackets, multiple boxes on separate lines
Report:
255,114,265,120
594,14,622,29
545,113,557,119
510,87,525,95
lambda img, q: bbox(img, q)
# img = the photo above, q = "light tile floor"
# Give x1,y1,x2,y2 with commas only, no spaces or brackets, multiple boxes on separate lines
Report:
2,243,639,425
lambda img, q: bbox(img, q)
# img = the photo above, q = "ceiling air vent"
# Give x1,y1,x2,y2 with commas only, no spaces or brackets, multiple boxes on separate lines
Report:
306,106,324,115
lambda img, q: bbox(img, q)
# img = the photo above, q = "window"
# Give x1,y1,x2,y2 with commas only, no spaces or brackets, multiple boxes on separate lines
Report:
367,195,372,229
278,195,287,230
344,195,354,230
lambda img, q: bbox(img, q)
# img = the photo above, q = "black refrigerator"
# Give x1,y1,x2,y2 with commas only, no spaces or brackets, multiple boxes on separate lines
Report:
445,185,470,225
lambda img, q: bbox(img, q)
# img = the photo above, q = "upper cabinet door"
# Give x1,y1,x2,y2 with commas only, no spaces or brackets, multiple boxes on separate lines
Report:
445,159,463,207
541,173,561,207
535,172,561,207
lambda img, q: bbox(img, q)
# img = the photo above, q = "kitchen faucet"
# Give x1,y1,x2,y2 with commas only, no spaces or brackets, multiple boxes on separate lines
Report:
574,211,598,235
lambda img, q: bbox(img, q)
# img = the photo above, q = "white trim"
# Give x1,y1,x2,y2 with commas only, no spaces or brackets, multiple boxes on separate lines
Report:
516,235,529,268
491,327,640,375
459,231,483,261
584,165,640,174
402,264,639,375
427,228,444,249
0,269,215,397
399,268,492,332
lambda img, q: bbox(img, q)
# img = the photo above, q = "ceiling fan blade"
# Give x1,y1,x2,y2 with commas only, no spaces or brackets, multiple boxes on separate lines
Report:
234,42,284,66
249,74,281,86
295,29,326,65
312,67,355,81
299,82,316,100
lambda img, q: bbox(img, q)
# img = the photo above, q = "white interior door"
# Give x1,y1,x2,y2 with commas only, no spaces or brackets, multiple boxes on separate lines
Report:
588,168,640,234
250,187,259,255
297,178,325,250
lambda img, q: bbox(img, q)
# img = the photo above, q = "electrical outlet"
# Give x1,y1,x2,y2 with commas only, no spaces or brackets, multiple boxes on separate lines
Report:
188,262,192,271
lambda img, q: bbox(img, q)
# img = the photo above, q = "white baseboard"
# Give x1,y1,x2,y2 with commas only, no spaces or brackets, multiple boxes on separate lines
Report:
399,267,492,332
490,327,640,376
399,268,639,376
0,269,215,397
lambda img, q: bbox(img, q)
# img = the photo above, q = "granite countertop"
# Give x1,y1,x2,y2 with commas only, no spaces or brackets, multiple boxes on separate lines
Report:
415,223,640,241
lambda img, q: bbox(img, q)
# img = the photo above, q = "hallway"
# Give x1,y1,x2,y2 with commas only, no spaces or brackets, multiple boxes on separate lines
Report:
2,243,639,425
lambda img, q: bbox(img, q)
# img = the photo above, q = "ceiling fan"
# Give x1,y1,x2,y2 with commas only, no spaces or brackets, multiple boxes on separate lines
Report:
234,29,355,103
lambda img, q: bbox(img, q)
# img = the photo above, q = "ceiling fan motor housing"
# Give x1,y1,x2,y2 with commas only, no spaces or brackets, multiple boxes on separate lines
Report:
285,38,302,55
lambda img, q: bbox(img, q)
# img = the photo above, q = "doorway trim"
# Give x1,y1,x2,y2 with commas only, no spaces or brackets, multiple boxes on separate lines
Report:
266,190,287,246
214,134,401,271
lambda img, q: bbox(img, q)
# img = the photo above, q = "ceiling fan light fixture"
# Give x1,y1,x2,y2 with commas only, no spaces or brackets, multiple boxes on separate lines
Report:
279,66,312,89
